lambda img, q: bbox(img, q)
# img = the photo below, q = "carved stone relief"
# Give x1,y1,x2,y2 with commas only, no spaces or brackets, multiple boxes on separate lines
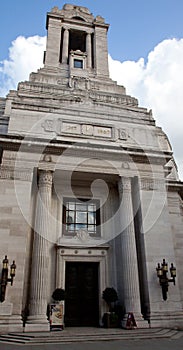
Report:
119,129,128,140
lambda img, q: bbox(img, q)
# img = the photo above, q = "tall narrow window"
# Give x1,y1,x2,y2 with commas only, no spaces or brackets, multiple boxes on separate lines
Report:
91,33,94,68
59,28,64,63
63,198,100,237
0,147,3,165
69,30,86,52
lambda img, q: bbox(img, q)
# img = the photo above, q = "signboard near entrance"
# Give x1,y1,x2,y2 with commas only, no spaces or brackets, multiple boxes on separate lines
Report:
49,302,64,330
125,312,137,329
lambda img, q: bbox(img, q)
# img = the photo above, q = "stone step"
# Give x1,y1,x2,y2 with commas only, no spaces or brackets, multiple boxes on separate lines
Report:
0,328,181,345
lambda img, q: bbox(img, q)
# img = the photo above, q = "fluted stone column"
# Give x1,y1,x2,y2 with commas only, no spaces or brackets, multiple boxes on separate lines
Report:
26,170,53,330
62,28,69,64
86,32,92,68
118,177,147,327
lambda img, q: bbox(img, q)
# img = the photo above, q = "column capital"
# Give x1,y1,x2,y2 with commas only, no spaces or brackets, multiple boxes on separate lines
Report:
118,177,132,194
63,26,69,31
38,170,53,187
86,29,93,35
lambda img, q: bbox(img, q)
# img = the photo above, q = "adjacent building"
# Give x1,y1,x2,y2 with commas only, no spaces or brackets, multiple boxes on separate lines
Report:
0,4,183,333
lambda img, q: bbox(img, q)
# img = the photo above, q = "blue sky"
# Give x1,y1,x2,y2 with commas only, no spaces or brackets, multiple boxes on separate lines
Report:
0,1,183,179
1,0,183,62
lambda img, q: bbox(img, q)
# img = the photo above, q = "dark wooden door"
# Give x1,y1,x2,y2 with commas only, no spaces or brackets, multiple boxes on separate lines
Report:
65,262,99,326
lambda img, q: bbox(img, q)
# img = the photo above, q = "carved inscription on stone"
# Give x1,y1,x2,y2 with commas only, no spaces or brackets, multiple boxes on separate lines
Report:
93,126,112,138
81,125,112,138
62,122,81,135
42,119,113,139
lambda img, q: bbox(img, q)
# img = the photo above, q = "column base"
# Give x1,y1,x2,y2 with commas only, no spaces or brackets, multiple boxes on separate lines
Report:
24,323,50,332
149,311,183,329
122,312,149,329
0,315,23,334
25,315,50,332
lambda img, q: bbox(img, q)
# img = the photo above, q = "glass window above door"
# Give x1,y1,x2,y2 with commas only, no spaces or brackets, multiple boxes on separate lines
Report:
63,198,100,237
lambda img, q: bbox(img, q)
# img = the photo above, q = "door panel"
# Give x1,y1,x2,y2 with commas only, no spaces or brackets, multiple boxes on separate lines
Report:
65,262,99,326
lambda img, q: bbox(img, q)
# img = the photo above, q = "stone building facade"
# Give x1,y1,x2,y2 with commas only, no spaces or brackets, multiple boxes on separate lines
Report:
0,4,183,333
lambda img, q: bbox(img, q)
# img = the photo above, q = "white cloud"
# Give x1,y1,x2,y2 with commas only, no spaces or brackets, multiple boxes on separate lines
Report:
109,38,183,180
0,35,182,179
0,35,46,96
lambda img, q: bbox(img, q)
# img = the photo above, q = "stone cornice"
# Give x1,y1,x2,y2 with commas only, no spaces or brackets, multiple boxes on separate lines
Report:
46,5,95,29
56,244,110,251
131,151,172,165
10,101,153,127
62,22,95,33
166,180,183,199
0,135,172,164
16,81,138,108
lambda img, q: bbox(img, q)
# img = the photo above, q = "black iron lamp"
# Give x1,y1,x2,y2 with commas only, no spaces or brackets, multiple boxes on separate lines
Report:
156,258,176,301
0,255,16,302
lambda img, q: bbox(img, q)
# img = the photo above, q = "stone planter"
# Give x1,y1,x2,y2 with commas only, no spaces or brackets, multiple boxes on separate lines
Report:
102,312,119,328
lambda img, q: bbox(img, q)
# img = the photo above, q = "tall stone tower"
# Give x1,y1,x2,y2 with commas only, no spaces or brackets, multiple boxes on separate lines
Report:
45,4,109,77
0,4,182,333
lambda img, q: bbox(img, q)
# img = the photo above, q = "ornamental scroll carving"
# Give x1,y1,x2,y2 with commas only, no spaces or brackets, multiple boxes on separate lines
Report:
75,229,90,242
119,129,128,140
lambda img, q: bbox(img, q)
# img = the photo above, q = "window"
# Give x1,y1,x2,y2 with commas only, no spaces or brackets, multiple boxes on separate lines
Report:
69,30,86,52
0,147,2,165
63,198,100,237
74,59,83,69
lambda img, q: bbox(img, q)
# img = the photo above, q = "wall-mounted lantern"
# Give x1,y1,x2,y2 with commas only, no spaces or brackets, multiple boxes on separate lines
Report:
156,258,176,301
0,255,16,302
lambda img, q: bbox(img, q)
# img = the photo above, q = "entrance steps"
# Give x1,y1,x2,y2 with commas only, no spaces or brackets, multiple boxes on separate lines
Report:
0,327,182,345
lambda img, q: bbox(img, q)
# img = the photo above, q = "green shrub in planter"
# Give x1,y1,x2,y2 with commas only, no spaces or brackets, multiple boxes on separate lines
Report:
102,312,119,328
52,288,65,303
102,287,119,328
102,287,118,311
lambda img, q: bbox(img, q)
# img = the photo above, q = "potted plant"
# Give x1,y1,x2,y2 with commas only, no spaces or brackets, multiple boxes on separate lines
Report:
102,287,119,328
52,288,66,303
49,288,66,330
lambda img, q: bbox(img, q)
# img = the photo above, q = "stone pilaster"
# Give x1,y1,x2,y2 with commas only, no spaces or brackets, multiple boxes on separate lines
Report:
86,32,92,68
94,24,109,77
45,17,61,67
118,177,147,327
62,28,69,64
26,170,53,331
